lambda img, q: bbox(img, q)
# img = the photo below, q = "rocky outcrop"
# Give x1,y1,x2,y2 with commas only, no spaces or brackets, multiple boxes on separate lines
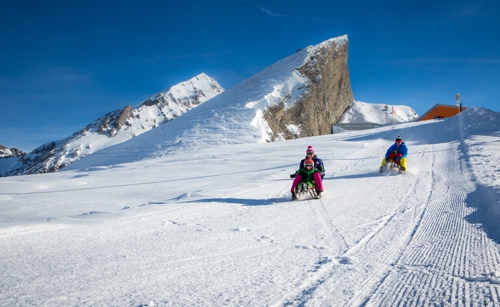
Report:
17,142,58,173
263,38,353,140
96,106,134,137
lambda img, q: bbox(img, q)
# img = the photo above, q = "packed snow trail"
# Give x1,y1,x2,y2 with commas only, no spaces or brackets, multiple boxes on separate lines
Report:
272,116,500,306
0,108,499,306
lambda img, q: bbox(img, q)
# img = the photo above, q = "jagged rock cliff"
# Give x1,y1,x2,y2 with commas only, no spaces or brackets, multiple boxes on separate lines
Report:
263,38,353,140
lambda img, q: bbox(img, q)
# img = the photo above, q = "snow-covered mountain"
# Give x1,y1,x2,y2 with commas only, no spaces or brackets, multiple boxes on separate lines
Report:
1,107,500,306
339,100,418,124
67,36,357,169
0,73,223,176
0,144,25,158
2,36,418,177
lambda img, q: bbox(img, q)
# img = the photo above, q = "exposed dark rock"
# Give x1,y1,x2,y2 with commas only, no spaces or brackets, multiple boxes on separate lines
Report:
0,144,26,158
264,39,353,140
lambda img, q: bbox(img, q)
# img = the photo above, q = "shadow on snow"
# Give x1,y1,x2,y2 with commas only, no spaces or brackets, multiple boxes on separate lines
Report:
185,197,287,206
464,184,500,245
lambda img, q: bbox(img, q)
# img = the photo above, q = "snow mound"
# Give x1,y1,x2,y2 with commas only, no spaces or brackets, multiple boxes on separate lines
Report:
339,100,418,124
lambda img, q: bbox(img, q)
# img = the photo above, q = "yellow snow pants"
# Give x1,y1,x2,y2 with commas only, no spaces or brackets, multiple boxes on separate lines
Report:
381,157,407,169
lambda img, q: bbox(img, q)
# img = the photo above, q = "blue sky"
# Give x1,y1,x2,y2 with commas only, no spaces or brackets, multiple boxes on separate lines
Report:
1,0,499,152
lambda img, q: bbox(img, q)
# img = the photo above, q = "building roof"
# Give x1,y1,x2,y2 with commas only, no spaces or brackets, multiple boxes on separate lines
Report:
416,103,466,121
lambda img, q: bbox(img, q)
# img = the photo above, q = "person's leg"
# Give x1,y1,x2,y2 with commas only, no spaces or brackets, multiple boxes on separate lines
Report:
399,157,407,170
380,157,389,172
291,175,303,192
313,172,323,192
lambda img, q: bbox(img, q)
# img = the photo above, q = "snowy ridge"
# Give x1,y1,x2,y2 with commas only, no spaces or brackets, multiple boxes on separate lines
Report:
1,107,500,306
138,72,223,118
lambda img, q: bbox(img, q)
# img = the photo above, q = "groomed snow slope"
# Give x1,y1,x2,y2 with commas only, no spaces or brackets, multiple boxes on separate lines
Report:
1,107,500,306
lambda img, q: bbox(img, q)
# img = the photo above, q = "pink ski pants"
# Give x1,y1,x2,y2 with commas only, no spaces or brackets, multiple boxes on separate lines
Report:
291,172,324,192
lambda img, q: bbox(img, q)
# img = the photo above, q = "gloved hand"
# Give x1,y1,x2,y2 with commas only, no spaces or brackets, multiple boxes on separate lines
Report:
397,154,402,158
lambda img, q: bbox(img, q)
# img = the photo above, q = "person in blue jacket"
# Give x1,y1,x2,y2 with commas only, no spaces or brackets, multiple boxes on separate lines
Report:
380,136,408,173
299,146,325,179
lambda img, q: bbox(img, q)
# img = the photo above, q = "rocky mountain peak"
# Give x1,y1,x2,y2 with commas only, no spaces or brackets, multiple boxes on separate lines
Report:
140,73,223,108
0,144,26,158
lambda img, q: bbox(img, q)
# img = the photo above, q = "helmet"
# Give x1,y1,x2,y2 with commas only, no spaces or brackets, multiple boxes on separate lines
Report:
304,158,314,166
395,136,402,143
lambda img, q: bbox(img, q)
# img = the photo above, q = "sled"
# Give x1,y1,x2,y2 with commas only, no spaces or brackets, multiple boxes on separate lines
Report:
293,182,319,200
380,152,406,174
381,159,405,174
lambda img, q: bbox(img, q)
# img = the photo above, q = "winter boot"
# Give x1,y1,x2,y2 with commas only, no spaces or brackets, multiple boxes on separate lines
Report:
315,190,323,199
291,192,297,200
379,166,384,173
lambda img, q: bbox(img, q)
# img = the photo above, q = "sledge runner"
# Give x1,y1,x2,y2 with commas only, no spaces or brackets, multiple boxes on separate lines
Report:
291,158,324,200
380,136,408,174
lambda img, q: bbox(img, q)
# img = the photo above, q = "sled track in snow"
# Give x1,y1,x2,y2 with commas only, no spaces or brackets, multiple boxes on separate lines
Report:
348,145,435,306
275,198,351,306
274,126,500,306
356,141,500,306
273,144,431,306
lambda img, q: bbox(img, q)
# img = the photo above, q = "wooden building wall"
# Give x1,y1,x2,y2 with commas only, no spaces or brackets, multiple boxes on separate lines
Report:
417,105,465,121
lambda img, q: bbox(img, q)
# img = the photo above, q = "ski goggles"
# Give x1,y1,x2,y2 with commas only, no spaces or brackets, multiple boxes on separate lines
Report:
305,164,314,168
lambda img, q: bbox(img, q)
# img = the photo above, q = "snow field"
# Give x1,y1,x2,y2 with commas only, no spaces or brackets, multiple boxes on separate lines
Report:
1,108,500,306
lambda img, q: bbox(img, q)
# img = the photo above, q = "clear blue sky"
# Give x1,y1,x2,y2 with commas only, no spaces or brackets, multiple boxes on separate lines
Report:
1,0,499,152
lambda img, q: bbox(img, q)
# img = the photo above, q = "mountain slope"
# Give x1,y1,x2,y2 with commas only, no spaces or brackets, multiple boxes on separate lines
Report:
1,73,223,176
1,108,500,306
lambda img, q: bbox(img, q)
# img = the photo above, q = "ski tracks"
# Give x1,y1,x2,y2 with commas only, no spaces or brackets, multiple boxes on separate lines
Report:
270,198,346,307
272,142,430,306
355,141,500,306
273,135,500,306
